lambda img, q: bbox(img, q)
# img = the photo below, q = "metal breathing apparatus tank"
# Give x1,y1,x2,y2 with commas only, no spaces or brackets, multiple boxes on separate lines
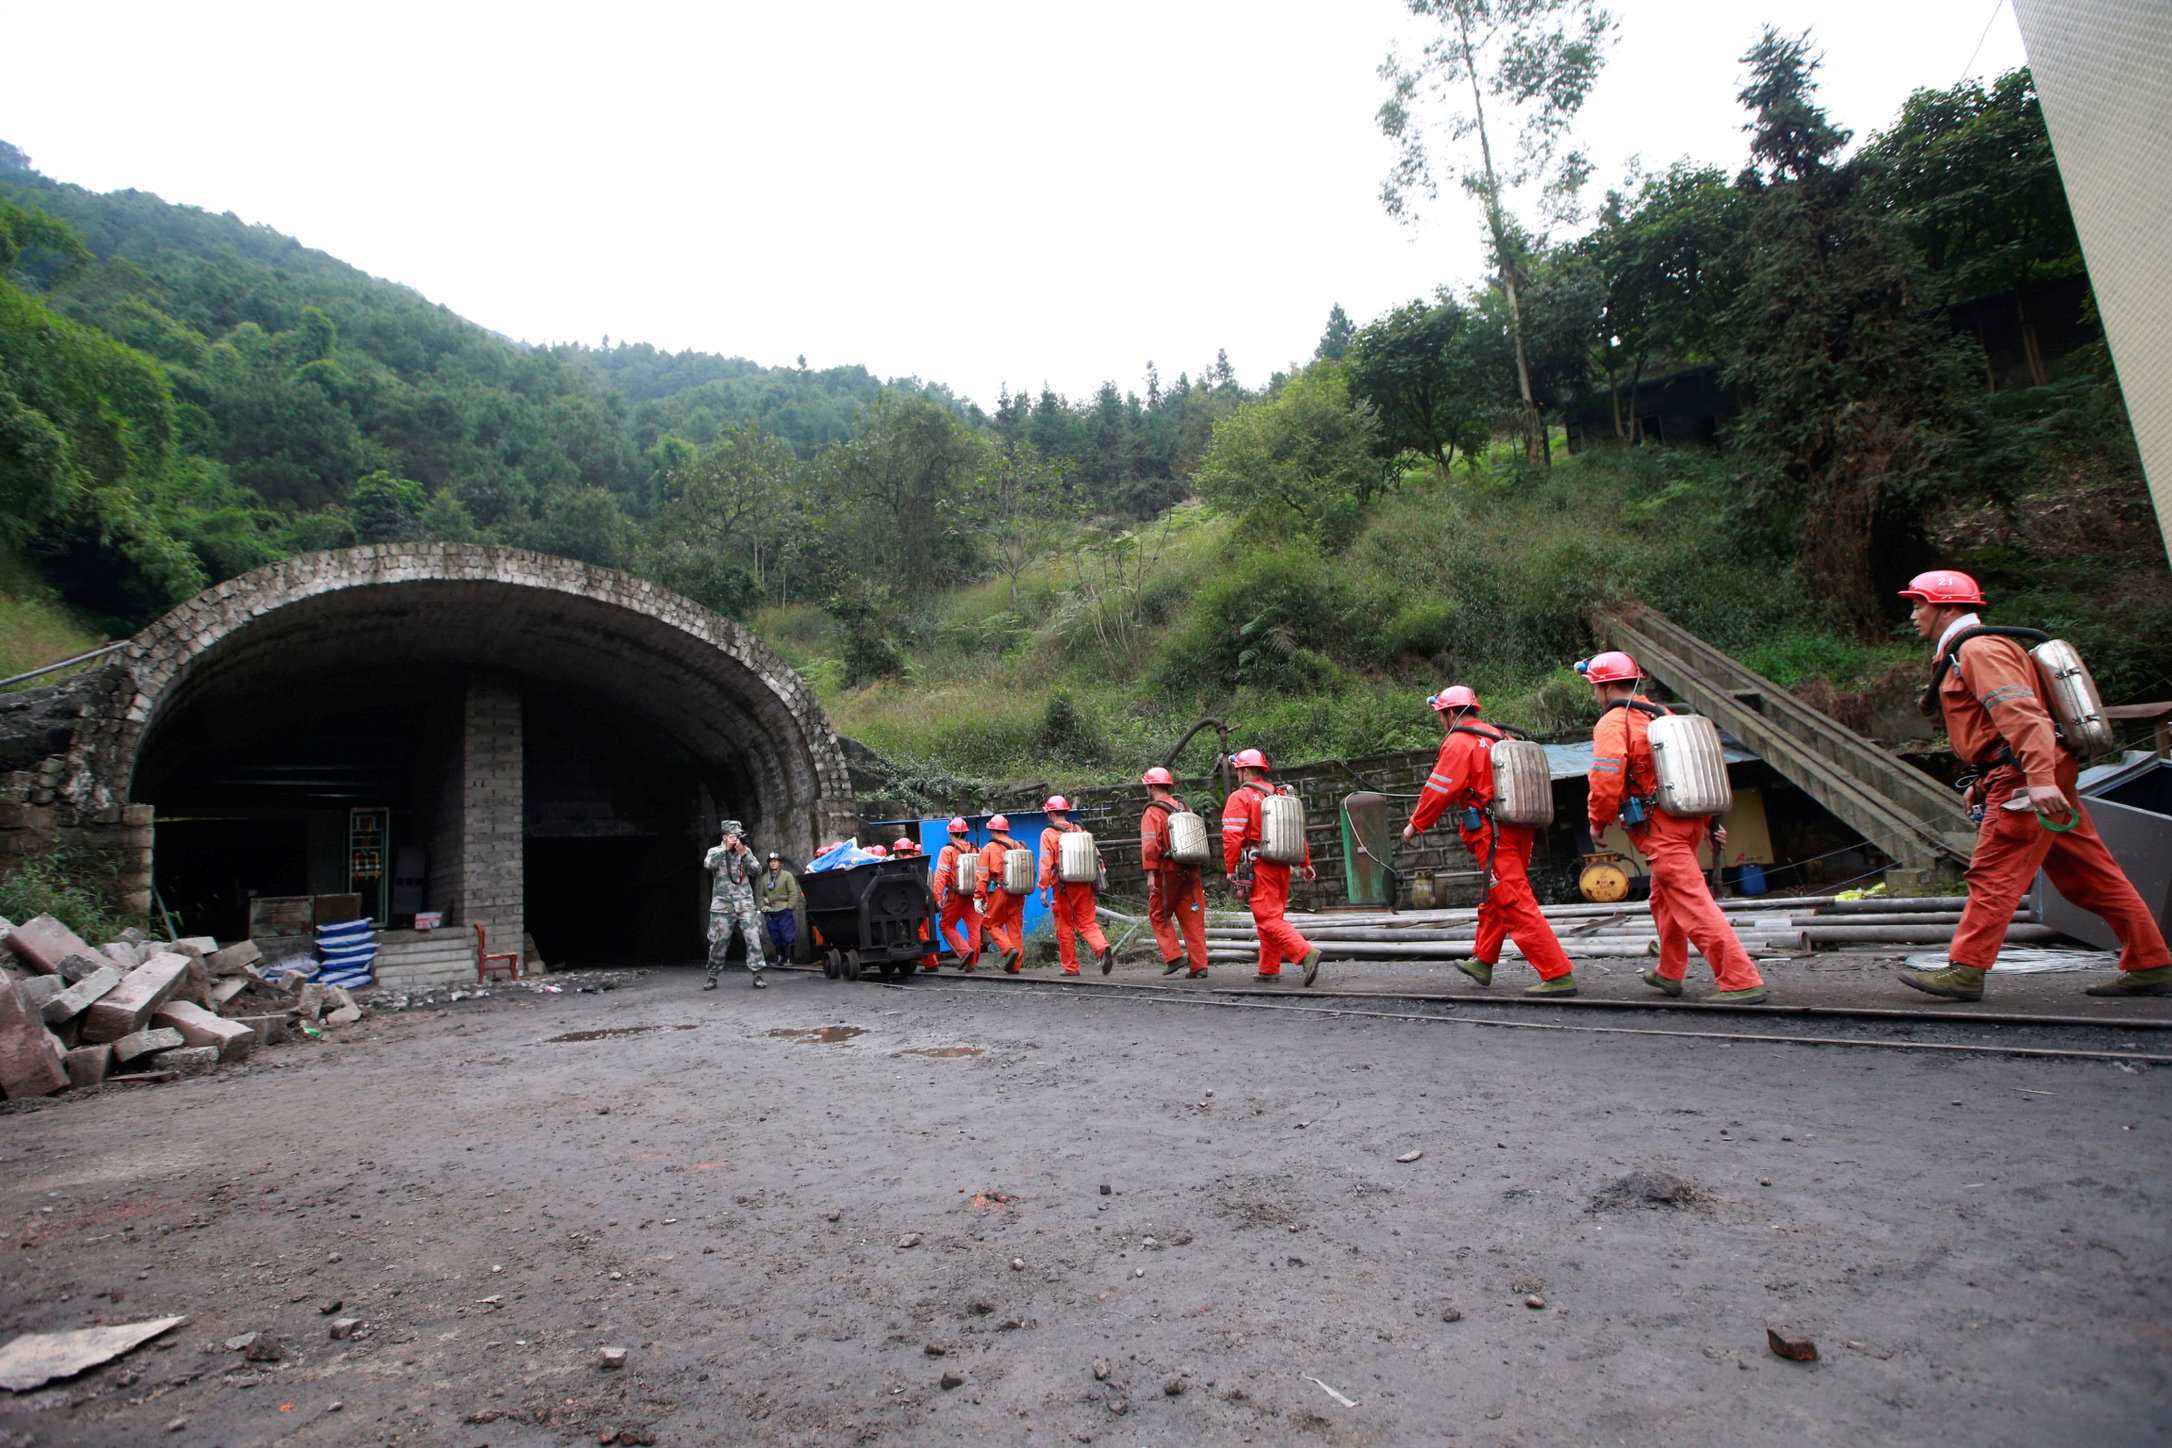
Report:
1057,829,1100,884
1162,809,1211,865
1646,713,1733,816
1257,791,1308,864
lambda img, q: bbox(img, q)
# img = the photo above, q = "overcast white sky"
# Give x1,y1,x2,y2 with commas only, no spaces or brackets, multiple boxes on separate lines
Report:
4,0,2023,408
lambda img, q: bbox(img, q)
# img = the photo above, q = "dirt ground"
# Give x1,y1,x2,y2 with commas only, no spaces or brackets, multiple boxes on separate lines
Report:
2,957,2167,1448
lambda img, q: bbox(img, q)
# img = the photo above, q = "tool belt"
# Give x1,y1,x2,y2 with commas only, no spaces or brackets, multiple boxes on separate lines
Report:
1234,844,1258,898
1955,741,2023,823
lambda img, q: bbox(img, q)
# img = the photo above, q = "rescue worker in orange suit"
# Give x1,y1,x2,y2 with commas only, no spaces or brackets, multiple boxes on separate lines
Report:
1141,766,1210,978
1581,652,1768,1003
975,815,1027,973
1400,687,1577,996
932,817,984,971
1038,797,1114,976
1221,749,1325,987
1898,570,2172,1000
892,835,942,973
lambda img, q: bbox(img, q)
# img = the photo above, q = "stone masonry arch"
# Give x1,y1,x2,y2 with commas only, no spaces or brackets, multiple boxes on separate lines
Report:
27,545,854,954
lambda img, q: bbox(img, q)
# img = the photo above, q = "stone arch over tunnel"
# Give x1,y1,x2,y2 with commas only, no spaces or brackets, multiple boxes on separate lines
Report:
85,545,855,961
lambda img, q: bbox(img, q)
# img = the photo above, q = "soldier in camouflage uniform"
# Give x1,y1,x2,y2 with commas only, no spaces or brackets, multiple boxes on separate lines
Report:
703,822,769,990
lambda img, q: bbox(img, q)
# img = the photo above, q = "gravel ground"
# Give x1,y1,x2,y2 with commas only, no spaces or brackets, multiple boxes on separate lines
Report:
1,960,2167,1447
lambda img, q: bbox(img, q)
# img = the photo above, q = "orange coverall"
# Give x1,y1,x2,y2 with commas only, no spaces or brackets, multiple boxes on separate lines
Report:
1142,797,1209,972
934,840,983,963
1937,634,2170,972
1222,781,1313,976
1410,723,1572,981
976,836,1026,962
1588,698,1763,993
1039,822,1110,974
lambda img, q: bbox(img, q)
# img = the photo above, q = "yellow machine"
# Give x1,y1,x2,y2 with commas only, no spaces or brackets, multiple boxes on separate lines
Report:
1578,852,1633,903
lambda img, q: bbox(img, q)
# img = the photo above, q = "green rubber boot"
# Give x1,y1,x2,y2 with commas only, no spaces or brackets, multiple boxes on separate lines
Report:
1639,969,1683,998
1523,971,1578,997
2085,964,2172,997
1708,985,1768,1004
1900,963,1986,1002
1455,957,1494,987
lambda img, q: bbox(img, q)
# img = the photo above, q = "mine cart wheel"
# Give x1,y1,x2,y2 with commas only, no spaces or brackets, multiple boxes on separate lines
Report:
843,949,862,982
822,948,841,979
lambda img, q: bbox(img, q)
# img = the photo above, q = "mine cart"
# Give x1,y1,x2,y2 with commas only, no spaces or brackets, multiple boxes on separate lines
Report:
802,855,938,982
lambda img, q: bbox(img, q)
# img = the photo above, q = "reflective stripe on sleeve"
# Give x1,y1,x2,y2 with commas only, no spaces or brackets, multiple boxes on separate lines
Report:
1590,759,1623,773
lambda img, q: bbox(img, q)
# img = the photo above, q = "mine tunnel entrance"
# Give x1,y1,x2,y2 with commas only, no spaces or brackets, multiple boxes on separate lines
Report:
137,667,736,967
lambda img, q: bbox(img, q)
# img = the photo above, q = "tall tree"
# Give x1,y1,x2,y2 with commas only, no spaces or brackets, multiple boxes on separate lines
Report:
1861,68,2081,299
1575,162,1747,438
1725,29,1975,634
1346,295,1493,472
1378,0,1613,464
1193,363,1389,549
1315,305,1356,362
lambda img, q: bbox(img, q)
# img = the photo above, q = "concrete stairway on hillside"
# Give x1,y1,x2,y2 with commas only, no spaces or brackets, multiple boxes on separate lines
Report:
1593,602,1977,868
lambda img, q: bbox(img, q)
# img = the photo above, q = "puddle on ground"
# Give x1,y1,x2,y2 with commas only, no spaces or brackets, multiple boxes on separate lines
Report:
544,1024,699,1043
901,1046,983,1058
767,1026,867,1045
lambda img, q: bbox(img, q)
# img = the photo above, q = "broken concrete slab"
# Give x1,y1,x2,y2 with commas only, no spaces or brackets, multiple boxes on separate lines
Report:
5,914,95,975
111,1027,185,1065
209,977,249,1006
233,1014,289,1046
324,1004,362,1026
152,1001,255,1062
0,1315,189,1392
80,953,192,1044
63,1044,109,1089
173,935,218,957
13,974,66,1014
159,1045,219,1075
0,987,66,1099
100,940,148,970
206,940,262,975
56,952,110,984
40,965,122,1025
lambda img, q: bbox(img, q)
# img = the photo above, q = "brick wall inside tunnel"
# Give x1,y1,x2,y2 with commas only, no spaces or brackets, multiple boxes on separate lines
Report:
5,545,857,946
457,674,524,947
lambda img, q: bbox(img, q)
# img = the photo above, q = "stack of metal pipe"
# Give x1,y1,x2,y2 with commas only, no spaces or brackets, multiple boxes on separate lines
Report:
1102,893,2054,966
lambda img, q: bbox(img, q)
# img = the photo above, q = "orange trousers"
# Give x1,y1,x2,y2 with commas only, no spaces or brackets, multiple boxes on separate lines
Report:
1248,860,1313,975
980,891,1025,956
1628,809,1763,992
937,893,982,960
1462,823,1573,981
1148,867,1209,970
1050,882,1109,972
1952,764,2170,972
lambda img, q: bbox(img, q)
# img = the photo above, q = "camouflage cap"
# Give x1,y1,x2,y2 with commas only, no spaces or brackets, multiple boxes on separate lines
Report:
720,820,745,837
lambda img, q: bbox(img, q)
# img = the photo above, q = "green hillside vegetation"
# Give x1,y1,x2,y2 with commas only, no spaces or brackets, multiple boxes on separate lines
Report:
1,52,2166,782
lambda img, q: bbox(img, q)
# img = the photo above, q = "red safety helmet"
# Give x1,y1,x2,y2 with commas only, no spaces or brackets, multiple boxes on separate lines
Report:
1576,650,1641,685
1231,748,1270,770
987,814,1010,832
1428,685,1480,712
1898,569,1985,607
1141,766,1174,786
893,836,922,856
866,844,889,858
1044,795,1071,812
947,816,969,833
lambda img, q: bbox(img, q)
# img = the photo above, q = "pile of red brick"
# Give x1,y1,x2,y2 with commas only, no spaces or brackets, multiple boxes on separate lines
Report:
0,914,360,1099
